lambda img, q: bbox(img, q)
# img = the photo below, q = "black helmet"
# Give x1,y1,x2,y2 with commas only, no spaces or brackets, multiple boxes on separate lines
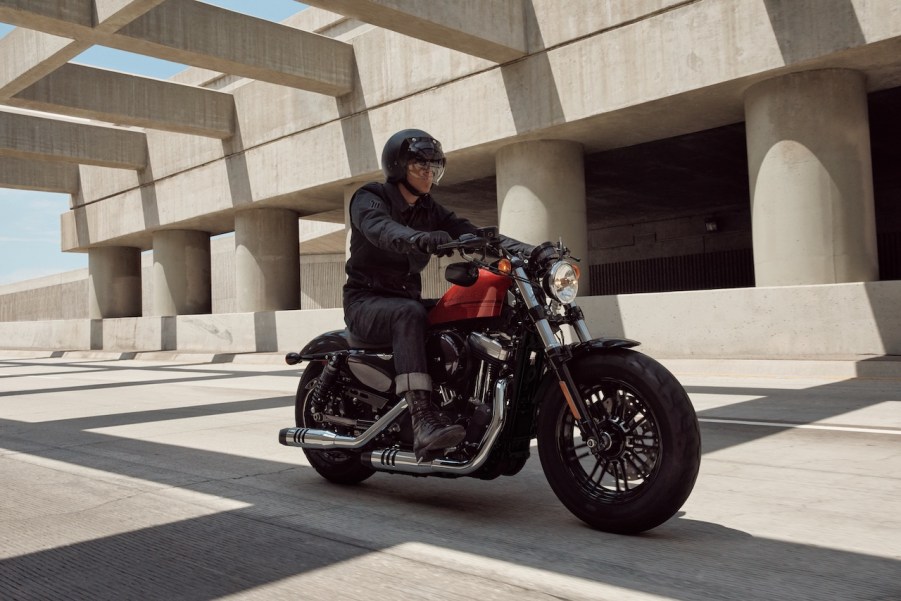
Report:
381,129,446,184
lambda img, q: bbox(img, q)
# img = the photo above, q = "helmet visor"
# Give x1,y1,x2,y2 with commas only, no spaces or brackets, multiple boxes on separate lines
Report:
405,137,446,183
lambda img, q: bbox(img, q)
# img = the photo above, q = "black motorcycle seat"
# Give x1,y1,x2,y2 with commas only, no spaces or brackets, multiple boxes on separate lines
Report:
345,329,392,352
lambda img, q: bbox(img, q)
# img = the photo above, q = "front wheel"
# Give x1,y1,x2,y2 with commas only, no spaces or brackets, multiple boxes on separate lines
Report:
295,363,376,485
537,349,700,534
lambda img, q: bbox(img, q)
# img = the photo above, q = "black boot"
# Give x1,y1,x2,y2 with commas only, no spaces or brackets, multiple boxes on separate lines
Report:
406,390,465,461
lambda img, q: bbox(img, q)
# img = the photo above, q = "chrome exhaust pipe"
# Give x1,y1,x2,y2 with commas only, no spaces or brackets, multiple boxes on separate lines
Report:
364,448,472,474
364,377,509,476
279,399,408,449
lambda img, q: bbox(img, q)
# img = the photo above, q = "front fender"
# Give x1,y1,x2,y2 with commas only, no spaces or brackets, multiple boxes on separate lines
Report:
531,338,640,405
572,337,640,355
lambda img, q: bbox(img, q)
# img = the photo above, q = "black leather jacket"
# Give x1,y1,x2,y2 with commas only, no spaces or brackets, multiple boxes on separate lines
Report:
343,182,532,306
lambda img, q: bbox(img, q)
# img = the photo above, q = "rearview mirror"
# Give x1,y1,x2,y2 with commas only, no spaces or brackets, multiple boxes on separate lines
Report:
476,226,498,241
444,262,479,287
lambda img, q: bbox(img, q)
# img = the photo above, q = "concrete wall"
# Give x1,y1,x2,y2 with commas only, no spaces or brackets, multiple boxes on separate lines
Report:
0,245,455,320
1,280,898,359
0,269,88,321
580,280,901,358
589,209,752,265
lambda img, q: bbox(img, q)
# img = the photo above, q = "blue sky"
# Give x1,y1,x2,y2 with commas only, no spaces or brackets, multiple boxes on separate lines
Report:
0,0,306,285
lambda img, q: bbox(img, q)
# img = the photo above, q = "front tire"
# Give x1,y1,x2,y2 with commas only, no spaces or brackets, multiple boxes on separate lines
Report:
537,349,700,534
295,363,376,485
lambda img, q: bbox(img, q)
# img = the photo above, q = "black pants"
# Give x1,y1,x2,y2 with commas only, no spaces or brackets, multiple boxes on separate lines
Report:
344,294,431,393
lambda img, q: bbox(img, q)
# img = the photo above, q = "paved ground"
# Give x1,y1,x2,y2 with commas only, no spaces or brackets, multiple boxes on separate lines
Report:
0,351,899,601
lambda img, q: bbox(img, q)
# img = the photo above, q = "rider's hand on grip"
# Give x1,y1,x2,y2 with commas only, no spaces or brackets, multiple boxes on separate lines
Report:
414,230,453,255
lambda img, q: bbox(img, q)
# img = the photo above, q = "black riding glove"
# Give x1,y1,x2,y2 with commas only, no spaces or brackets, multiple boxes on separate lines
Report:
413,230,453,255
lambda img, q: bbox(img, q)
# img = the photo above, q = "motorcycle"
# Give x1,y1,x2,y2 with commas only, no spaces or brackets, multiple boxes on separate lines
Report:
278,227,701,534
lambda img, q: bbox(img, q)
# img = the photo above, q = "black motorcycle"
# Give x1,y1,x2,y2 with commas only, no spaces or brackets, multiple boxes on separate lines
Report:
279,227,701,534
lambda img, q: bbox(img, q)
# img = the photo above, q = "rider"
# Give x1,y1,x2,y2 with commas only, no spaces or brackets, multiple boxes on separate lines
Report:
344,128,533,461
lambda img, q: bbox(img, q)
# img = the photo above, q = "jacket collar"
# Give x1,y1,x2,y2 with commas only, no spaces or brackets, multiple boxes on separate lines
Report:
385,181,432,215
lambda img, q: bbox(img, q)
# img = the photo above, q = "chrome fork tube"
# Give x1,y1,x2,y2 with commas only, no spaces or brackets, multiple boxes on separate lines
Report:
512,267,559,349
571,308,592,342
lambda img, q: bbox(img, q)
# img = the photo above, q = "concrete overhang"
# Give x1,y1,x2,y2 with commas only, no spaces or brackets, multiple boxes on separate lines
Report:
8,63,236,138
0,28,88,99
300,0,527,63
0,0,355,95
55,0,901,252
0,107,147,169
0,155,79,193
0,0,168,35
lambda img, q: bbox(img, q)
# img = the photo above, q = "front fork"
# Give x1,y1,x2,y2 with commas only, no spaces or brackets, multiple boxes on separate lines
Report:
513,268,601,448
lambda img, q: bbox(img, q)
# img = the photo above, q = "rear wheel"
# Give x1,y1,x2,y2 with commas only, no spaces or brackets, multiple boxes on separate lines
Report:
295,363,376,485
537,349,700,534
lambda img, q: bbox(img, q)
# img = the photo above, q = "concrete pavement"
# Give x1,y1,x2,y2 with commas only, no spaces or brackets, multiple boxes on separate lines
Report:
0,352,899,600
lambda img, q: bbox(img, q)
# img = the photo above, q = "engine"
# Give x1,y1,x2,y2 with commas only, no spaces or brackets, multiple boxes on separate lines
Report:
426,331,470,385
426,330,511,403
423,329,512,453
310,329,513,455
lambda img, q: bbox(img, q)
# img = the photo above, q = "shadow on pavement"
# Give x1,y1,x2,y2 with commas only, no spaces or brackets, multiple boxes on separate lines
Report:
0,357,898,600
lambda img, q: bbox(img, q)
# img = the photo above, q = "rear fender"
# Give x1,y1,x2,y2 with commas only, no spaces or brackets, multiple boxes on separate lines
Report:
285,330,350,364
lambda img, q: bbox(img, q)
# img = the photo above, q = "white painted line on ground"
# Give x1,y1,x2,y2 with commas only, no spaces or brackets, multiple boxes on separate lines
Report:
698,417,901,435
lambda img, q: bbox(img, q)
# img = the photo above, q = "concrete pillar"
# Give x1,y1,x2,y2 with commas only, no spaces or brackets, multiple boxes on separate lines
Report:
344,181,364,260
496,140,589,291
88,246,142,318
745,69,878,286
151,229,211,316
235,208,300,312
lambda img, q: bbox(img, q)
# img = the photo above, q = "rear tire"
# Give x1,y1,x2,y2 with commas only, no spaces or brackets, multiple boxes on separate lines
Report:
295,363,376,485
537,349,700,534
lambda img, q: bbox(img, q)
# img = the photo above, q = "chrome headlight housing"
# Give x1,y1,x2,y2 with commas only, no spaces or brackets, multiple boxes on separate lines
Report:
543,260,580,304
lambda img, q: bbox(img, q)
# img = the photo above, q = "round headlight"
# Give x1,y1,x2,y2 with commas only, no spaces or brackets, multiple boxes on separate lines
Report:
544,261,580,303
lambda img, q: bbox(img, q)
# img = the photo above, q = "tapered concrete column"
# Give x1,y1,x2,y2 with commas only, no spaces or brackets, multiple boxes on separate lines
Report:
88,246,142,318
745,69,878,286
235,208,300,312
344,181,365,259
496,140,589,291
152,229,211,316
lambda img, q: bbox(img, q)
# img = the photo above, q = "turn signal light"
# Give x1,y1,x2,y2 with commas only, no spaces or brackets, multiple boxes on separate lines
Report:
497,259,513,274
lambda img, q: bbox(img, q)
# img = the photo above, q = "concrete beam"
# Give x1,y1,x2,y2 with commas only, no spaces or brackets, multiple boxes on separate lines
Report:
0,109,147,169
0,0,93,34
0,0,167,98
301,0,527,62
113,0,354,95
0,0,167,34
0,156,79,193
10,64,236,138
0,0,355,95
92,0,170,30
0,28,88,99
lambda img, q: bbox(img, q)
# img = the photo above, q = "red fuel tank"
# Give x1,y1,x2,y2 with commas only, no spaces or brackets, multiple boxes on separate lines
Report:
428,269,513,326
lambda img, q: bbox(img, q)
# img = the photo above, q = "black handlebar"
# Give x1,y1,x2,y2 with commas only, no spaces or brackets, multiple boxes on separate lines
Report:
436,234,491,254
436,227,500,255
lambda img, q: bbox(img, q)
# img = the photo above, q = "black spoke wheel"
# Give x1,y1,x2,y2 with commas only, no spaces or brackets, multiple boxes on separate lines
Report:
295,363,375,485
537,349,700,534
